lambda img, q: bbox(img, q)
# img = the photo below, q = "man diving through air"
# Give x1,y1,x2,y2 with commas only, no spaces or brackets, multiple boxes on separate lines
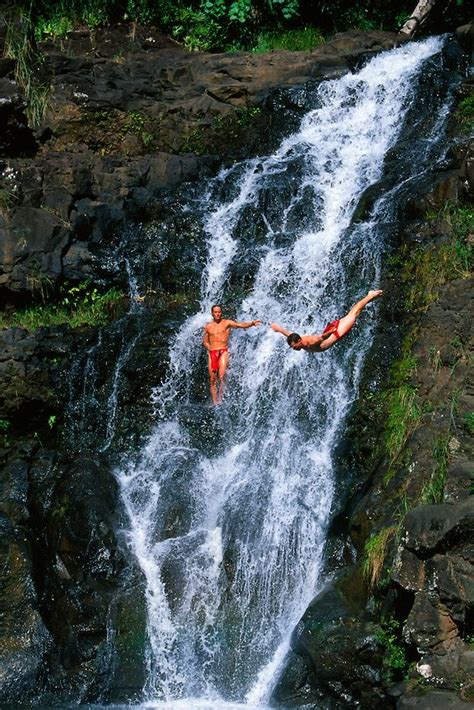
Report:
271,290,383,352
203,305,262,404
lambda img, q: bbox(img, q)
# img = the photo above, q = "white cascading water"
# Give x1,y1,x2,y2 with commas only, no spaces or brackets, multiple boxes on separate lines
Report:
116,37,445,709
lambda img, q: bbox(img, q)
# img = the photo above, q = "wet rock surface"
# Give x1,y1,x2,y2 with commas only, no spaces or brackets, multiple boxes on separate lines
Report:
0,27,402,298
0,310,165,702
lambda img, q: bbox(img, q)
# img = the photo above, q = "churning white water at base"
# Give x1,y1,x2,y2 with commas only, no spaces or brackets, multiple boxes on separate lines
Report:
116,37,447,707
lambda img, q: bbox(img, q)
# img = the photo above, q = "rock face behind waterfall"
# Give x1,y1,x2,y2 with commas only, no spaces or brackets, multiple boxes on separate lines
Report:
0,27,401,300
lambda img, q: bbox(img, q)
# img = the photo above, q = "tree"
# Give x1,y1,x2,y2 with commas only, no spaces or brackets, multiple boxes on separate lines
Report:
398,0,441,37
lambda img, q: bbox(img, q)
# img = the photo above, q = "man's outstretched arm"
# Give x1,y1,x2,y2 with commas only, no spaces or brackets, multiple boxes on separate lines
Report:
271,323,292,337
228,319,262,329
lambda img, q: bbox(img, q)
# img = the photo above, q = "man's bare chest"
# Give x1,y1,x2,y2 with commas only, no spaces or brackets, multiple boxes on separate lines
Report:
208,323,228,338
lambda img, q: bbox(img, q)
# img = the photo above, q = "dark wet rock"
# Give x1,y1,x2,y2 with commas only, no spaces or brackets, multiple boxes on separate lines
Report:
30,453,125,702
0,514,53,704
456,22,474,51
0,326,85,429
398,689,473,708
0,77,38,157
404,592,459,653
0,29,403,299
401,501,474,556
272,583,386,708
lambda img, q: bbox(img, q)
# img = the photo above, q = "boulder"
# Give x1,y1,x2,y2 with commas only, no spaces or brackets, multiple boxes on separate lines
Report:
401,500,474,556
0,515,52,704
272,583,385,708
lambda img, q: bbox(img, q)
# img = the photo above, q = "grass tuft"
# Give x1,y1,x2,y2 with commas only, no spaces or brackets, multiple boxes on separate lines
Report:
0,281,124,332
4,11,51,128
456,95,474,134
384,385,421,470
252,26,325,52
421,435,450,504
363,526,397,588
402,203,473,312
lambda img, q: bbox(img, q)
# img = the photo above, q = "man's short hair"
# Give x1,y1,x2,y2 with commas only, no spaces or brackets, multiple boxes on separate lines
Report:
211,304,221,312
287,333,302,346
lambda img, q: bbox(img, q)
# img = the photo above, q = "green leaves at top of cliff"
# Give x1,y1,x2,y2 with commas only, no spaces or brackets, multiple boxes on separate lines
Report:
12,0,471,52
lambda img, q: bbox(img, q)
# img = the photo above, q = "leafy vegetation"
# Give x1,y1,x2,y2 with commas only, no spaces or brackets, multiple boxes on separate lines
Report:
367,335,421,483
182,107,264,155
9,0,470,52
384,383,421,472
0,189,18,215
376,616,407,681
0,281,124,332
0,419,11,432
0,419,11,449
464,412,474,434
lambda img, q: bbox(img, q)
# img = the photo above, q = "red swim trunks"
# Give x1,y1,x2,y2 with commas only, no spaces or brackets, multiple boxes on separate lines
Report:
323,319,341,340
322,319,354,341
209,348,228,372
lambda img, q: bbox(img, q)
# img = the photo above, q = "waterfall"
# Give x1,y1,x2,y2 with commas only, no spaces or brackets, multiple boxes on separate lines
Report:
115,36,453,708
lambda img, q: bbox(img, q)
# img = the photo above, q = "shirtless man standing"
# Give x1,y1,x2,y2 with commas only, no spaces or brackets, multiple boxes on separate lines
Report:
271,290,383,353
203,305,261,404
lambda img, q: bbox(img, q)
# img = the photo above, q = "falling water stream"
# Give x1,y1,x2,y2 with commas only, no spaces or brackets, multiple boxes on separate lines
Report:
107,36,460,709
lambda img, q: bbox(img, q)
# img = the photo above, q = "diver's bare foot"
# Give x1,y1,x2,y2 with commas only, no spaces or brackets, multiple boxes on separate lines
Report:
367,289,383,299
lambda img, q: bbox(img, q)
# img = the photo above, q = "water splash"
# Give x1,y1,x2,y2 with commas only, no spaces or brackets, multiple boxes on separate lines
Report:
116,36,451,707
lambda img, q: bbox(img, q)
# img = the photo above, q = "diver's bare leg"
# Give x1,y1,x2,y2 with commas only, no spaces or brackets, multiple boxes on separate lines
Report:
337,289,383,337
217,351,229,404
208,356,219,405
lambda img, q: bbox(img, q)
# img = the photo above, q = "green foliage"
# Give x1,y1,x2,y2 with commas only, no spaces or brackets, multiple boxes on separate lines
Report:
464,412,474,434
26,269,55,303
34,15,74,40
48,414,57,429
363,526,397,588
0,418,12,449
384,385,421,469
59,108,159,154
449,204,474,275
252,26,325,52
172,8,224,51
421,435,450,504
456,96,474,134
0,281,124,332
3,11,51,127
0,189,18,214
402,203,473,313
0,419,11,432
376,616,407,680
381,338,420,480
182,106,263,155
122,111,155,147
12,0,472,52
